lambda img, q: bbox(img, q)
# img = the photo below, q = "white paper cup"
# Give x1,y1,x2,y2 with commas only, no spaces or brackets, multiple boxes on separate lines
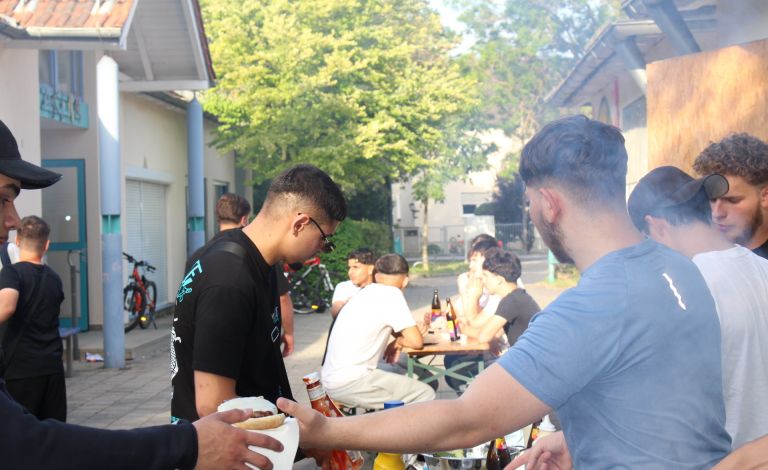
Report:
245,417,299,470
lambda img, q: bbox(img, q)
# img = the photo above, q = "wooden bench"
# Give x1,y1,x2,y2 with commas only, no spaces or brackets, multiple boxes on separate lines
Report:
59,326,80,378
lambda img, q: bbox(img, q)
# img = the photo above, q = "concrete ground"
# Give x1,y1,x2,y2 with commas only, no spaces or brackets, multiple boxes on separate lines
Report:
64,263,565,468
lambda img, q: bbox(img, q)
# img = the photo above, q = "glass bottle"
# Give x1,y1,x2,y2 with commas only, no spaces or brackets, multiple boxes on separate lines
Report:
303,373,365,469
496,437,512,468
446,298,460,341
485,438,500,470
430,289,442,324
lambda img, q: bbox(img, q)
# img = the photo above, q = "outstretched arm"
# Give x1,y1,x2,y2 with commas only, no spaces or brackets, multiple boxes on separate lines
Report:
278,363,550,453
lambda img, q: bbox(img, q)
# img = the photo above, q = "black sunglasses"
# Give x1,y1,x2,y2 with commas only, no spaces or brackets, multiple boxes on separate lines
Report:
304,214,336,253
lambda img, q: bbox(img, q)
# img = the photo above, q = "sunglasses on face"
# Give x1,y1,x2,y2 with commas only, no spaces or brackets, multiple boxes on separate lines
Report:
303,214,336,253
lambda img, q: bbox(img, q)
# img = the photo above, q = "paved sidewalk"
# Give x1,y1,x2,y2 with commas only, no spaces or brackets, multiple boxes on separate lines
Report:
64,276,565,466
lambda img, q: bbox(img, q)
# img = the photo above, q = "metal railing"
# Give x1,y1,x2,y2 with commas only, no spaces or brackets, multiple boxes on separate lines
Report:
394,223,538,258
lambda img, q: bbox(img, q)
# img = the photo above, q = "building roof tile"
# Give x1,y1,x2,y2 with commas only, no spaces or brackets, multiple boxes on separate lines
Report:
0,0,134,29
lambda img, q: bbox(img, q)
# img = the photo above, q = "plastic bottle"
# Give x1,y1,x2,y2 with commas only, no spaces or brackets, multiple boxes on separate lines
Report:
303,373,365,469
373,401,406,470
536,414,557,440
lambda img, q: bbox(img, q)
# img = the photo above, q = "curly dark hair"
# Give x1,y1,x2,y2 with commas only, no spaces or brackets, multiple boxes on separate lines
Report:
482,247,522,283
693,133,768,186
347,247,376,265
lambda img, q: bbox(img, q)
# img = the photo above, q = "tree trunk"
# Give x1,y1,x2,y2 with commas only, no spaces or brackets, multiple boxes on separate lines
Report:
421,201,429,271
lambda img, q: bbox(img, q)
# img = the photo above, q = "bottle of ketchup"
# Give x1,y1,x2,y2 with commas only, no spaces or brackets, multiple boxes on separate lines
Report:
303,373,365,469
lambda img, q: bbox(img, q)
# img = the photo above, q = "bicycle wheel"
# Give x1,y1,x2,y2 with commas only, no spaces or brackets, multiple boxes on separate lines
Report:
291,279,316,314
124,285,145,332
138,281,157,329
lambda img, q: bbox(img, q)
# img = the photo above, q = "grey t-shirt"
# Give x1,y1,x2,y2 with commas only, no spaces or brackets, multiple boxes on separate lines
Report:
494,289,539,345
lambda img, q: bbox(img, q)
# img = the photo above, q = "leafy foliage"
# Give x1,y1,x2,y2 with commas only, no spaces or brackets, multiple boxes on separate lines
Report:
451,0,620,165
201,0,487,196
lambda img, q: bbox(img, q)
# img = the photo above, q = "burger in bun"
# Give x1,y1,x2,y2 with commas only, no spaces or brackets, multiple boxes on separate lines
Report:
218,396,286,430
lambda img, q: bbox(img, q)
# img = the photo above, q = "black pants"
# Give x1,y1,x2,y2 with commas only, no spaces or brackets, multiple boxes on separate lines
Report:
5,371,67,422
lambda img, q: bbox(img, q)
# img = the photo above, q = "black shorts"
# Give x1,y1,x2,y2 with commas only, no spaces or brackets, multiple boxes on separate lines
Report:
5,371,67,422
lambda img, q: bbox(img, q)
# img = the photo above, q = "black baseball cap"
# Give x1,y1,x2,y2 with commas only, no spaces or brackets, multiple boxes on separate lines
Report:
0,119,62,189
628,166,729,230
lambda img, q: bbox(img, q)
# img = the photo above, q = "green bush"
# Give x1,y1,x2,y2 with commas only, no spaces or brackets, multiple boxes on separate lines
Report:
427,244,442,255
318,219,392,285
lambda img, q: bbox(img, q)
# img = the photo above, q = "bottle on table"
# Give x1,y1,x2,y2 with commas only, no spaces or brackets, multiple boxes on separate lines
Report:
537,414,557,440
526,419,542,449
430,289,442,324
303,373,365,469
486,438,500,470
446,298,460,341
495,437,513,468
373,401,406,470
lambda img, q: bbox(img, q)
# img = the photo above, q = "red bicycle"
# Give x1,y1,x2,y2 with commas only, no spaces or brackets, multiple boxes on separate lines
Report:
123,252,158,332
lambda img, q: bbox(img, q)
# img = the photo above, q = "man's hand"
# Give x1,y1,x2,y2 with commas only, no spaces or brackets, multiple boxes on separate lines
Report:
302,448,333,470
281,332,294,357
277,398,330,449
507,431,571,470
193,408,283,470
383,340,402,364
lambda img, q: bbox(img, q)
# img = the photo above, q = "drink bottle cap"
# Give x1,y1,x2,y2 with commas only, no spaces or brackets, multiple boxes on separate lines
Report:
539,414,556,432
302,372,320,384
383,400,404,409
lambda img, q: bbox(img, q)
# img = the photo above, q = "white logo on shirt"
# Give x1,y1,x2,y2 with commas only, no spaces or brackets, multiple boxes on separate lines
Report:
662,273,687,310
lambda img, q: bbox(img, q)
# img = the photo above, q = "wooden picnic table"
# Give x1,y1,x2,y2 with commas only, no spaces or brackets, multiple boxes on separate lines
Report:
402,333,489,387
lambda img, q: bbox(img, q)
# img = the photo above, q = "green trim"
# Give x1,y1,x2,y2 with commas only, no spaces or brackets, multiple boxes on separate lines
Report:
188,216,205,231
102,215,121,234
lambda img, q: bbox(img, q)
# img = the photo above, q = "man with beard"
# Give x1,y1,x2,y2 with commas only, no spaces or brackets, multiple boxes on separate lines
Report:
693,133,768,259
277,115,731,469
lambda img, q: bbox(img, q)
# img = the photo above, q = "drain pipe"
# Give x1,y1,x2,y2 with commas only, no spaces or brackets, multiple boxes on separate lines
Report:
643,0,701,55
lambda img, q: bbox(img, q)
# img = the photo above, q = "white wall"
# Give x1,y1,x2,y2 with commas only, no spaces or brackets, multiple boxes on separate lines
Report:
0,47,43,220
202,119,236,237
718,1,768,48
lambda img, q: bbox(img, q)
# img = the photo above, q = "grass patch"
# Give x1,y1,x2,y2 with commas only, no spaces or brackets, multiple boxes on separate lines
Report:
410,259,467,277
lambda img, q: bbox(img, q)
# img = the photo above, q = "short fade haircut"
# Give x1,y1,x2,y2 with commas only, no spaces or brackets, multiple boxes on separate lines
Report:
636,192,712,233
265,164,347,222
348,247,376,265
374,253,409,275
18,215,50,253
520,115,628,206
216,193,251,225
693,133,768,186
482,247,522,283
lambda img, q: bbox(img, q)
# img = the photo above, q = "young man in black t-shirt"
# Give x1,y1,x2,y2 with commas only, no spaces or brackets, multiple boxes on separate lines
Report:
171,164,346,465
0,216,65,421
445,247,540,392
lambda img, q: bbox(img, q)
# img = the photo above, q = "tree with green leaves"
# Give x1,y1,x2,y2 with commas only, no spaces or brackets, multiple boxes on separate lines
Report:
200,0,487,201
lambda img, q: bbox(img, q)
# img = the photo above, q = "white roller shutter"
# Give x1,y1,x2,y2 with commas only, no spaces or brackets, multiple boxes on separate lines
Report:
126,180,169,307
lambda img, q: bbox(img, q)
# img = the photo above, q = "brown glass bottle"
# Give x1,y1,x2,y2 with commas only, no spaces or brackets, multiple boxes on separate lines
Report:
446,298,460,341
431,289,441,323
485,438,500,470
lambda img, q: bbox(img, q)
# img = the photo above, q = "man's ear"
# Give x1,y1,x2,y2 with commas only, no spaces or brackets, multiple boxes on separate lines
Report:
44,240,50,252
538,188,562,224
239,215,248,227
292,213,310,236
759,185,768,209
400,276,409,290
644,215,666,241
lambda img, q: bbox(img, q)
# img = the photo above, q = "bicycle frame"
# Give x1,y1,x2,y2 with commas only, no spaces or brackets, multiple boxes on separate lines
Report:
286,257,334,313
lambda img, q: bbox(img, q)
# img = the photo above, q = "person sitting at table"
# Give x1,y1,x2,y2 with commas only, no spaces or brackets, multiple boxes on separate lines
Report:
330,247,375,317
445,247,540,394
455,235,502,324
321,253,435,409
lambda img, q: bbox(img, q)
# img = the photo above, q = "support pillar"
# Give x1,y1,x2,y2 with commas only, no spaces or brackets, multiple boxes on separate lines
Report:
97,55,124,369
187,97,205,255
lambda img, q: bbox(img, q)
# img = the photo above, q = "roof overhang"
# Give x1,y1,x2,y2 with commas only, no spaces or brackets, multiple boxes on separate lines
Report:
547,0,716,107
0,0,214,91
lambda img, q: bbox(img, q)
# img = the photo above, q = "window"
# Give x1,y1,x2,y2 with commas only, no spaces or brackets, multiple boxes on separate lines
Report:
39,50,83,97
462,204,477,215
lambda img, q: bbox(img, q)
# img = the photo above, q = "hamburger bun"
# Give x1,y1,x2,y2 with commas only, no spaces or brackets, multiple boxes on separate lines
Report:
217,396,286,430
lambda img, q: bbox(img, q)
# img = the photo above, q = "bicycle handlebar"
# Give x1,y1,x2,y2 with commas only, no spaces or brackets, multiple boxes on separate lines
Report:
123,252,156,271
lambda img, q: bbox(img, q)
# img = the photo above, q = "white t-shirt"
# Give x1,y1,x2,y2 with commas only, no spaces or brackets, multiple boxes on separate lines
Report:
321,283,415,389
693,245,768,448
331,280,360,304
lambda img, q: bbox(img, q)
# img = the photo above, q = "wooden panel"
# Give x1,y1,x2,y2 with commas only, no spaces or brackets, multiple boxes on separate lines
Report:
647,38,768,173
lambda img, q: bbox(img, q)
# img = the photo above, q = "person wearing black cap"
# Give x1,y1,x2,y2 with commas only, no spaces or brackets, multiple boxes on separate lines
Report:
627,165,768,450
0,119,282,469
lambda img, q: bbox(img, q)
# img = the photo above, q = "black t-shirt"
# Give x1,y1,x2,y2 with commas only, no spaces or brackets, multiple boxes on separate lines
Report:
0,263,64,380
170,229,292,421
494,289,540,346
752,238,768,260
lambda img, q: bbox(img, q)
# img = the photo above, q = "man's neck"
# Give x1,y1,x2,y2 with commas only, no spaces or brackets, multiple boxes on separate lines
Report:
748,225,768,251
564,208,645,271
243,213,286,266
496,282,517,299
18,249,43,265
671,223,733,258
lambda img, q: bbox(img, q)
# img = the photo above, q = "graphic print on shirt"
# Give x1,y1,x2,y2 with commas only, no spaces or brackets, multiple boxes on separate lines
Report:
170,325,182,382
176,260,202,303
662,272,687,310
